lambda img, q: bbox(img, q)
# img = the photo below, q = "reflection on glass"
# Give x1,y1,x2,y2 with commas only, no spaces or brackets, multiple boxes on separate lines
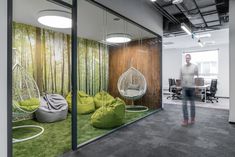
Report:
76,0,161,147
13,0,72,157
12,0,162,156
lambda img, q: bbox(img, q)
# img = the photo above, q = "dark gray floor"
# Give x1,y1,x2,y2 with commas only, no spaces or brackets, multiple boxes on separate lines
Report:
63,104,235,157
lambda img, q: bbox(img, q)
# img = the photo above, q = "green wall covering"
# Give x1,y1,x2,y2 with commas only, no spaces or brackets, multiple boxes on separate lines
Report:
13,22,109,97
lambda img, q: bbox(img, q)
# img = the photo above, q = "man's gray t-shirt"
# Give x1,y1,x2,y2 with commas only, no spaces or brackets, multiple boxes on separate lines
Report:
180,63,198,88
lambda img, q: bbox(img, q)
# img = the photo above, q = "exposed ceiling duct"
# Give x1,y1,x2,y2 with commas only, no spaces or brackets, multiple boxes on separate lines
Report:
151,0,229,37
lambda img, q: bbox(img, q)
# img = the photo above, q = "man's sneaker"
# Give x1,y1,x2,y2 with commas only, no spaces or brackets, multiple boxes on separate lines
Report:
181,120,188,126
189,118,195,124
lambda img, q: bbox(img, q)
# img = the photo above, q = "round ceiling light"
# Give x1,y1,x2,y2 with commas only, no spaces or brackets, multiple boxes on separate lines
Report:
105,33,131,44
37,10,71,28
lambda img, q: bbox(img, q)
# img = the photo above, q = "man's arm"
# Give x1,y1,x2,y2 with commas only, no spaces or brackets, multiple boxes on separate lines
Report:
194,65,199,94
195,65,199,78
180,68,183,80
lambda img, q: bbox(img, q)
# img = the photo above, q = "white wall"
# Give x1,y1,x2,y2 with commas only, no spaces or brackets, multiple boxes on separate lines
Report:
229,0,235,122
94,0,163,35
163,48,182,89
163,43,229,97
0,0,8,156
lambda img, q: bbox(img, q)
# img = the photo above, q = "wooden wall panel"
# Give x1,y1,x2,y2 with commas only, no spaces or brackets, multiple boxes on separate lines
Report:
108,38,161,109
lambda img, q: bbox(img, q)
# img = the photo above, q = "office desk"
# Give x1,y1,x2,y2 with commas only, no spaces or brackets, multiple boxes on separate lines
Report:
170,84,210,103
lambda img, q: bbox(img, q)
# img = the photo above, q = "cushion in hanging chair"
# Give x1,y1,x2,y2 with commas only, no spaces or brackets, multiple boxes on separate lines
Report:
91,98,125,129
93,91,114,109
35,94,68,123
18,98,40,112
127,83,140,90
66,91,95,114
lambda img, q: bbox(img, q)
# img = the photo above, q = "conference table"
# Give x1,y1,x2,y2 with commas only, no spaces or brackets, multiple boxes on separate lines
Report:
170,84,210,103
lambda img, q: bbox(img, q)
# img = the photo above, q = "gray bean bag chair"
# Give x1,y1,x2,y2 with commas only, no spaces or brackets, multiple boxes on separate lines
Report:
35,94,68,123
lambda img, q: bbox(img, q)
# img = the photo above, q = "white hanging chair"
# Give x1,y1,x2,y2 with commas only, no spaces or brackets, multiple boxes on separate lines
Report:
12,63,44,143
117,67,148,112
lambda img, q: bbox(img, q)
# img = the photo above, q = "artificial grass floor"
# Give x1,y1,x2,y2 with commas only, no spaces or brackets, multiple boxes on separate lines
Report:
13,110,154,157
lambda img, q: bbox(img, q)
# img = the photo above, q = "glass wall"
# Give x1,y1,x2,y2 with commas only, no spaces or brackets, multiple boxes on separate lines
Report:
12,0,162,156
12,0,72,157
76,0,162,146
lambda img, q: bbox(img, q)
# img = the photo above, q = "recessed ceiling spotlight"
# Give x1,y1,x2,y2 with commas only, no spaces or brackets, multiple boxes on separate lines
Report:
37,10,71,28
113,17,120,21
172,0,183,4
105,33,131,44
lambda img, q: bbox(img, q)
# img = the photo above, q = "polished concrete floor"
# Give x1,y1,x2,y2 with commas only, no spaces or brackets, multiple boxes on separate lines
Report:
62,104,235,157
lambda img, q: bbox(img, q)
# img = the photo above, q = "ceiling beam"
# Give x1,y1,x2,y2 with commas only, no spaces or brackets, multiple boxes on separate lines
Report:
192,0,208,27
47,0,72,9
152,2,180,24
182,2,224,13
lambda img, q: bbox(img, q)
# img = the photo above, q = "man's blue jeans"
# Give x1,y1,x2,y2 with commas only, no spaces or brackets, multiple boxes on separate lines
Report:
182,87,196,120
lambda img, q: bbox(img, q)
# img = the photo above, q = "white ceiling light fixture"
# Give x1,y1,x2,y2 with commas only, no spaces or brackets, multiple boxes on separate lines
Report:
172,0,183,4
105,33,131,44
195,33,211,39
37,10,72,29
150,0,157,2
181,23,192,35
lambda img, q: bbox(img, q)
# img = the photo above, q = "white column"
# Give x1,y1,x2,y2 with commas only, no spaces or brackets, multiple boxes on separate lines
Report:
229,0,235,122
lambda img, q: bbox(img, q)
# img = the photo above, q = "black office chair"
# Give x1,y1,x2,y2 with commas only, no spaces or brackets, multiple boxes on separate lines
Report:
202,79,219,103
167,78,182,100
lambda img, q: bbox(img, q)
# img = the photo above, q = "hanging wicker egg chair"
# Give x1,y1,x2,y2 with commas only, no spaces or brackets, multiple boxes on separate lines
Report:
12,63,44,143
117,67,148,112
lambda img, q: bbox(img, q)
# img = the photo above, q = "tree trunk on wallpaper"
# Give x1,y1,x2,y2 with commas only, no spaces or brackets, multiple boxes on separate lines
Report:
20,30,24,70
103,47,106,91
85,40,88,93
42,29,47,92
61,34,65,95
53,33,57,93
49,32,54,93
25,27,34,78
91,42,94,95
78,39,81,90
98,44,101,92
35,27,43,93
67,34,71,92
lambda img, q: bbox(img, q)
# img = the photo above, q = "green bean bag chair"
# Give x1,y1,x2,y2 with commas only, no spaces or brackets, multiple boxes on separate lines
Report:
18,98,40,112
94,91,114,109
91,98,126,129
66,91,95,114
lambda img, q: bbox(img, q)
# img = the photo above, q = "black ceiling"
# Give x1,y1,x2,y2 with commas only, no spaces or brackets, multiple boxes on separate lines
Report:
152,0,229,37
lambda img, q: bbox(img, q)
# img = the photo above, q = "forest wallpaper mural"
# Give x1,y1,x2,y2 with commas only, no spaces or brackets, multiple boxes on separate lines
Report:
13,22,109,97
12,21,161,157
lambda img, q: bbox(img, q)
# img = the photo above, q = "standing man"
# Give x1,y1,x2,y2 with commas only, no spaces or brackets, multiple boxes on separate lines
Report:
180,54,198,126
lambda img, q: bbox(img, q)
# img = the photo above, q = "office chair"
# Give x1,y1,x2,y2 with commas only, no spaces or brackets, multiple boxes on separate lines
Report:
167,78,182,100
202,79,219,103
